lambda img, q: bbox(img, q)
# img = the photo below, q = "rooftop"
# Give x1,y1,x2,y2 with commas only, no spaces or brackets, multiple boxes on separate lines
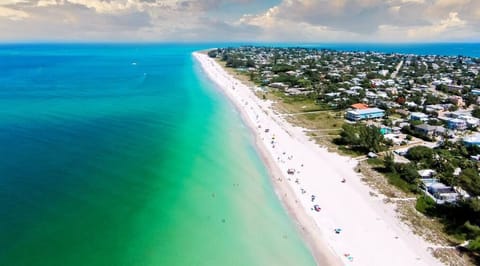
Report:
464,133,480,143
410,112,429,118
351,103,369,110
349,108,384,115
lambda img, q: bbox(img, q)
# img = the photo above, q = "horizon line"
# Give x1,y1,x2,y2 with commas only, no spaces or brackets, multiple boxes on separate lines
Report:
0,40,479,45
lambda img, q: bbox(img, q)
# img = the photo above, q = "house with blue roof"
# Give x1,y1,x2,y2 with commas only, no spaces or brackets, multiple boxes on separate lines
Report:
446,118,467,130
346,108,385,121
410,112,429,122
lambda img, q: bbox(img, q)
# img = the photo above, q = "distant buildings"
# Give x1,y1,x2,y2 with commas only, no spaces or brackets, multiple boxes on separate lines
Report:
214,45,480,153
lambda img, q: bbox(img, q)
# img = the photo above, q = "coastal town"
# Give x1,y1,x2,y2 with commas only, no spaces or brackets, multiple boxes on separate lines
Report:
207,46,480,264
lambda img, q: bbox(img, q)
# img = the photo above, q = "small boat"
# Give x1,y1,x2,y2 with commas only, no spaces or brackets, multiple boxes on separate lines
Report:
287,168,295,175
314,205,321,212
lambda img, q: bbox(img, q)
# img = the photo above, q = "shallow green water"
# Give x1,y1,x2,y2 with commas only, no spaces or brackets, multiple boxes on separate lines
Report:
0,44,316,266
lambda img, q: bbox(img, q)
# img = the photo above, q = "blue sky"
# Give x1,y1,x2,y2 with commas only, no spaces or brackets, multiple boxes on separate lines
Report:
0,0,479,42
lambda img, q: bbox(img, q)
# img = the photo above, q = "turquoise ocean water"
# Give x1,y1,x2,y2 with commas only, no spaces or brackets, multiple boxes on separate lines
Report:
0,43,478,266
0,44,315,266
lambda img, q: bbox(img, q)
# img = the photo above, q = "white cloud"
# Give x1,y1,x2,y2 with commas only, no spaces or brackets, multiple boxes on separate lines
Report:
406,12,467,39
0,6,29,20
61,0,165,14
37,0,60,7
0,0,478,41
239,0,480,42
0,0,30,4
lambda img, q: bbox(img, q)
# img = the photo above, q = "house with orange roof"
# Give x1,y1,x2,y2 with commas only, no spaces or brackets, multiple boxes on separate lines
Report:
351,103,369,110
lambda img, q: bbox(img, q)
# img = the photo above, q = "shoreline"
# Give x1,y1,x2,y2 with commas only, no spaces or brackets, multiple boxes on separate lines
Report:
194,52,340,265
193,51,443,266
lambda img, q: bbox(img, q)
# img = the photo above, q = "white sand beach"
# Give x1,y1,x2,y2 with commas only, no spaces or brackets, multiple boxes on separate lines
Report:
193,52,444,266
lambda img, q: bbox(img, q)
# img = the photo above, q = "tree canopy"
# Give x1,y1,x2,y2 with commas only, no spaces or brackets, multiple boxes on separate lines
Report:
337,124,386,153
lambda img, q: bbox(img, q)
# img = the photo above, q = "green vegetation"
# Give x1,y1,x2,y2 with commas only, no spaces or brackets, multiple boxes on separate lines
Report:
378,153,420,193
406,146,434,169
401,125,433,142
415,195,437,214
335,123,388,153
377,142,480,259
472,107,480,119
384,172,419,193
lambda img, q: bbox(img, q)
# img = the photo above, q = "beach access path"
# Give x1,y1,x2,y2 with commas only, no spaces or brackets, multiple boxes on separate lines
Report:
193,52,443,266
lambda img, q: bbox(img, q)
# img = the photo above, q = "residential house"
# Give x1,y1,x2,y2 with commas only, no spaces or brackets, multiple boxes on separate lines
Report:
414,124,437,137
385,87,398,95
448,84,464,93
384,79,395,86
410,112,429,122
420,179,460,204
346,108,385,121
446,118,467,130
405,101,418,108
425,104,446,113
471,89,480,96
351,103,369,110
457,115,479,128
269,82,289,90
395,109,410,117
418,169,436,179
464,133,480,147
378,70,389,76
427,183,459,204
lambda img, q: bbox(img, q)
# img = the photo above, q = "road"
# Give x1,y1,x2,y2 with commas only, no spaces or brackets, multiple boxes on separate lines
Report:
391,60,404,79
